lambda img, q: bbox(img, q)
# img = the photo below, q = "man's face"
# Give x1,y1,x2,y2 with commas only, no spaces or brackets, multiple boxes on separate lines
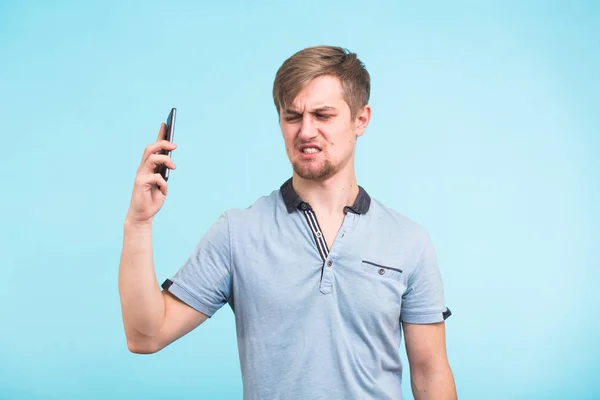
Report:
280,75,370,182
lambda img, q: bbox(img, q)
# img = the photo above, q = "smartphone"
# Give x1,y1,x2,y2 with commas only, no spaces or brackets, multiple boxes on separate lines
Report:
158,107,176,181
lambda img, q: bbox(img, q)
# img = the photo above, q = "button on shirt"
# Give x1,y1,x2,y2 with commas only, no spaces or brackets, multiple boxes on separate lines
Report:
162,178,451,400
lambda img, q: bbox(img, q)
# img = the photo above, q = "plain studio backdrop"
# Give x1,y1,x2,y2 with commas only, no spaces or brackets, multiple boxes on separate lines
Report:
1,1,598,399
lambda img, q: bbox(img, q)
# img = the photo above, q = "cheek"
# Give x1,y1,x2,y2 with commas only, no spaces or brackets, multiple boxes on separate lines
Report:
281,130,294,152
324,130,354,156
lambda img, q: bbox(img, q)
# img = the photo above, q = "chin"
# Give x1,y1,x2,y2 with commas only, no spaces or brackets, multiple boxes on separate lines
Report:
292,162,336,181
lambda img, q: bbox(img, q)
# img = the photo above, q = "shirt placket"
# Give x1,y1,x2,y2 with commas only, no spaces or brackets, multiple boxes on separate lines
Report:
299,202,356,294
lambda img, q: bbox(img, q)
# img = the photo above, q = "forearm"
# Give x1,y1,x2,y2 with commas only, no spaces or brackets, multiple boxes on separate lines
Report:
118,219,165,341
411,365,457,400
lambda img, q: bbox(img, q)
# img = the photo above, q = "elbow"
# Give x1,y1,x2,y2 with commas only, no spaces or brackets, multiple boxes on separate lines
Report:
125,334,161,354
127,340,157,354
409,355,453,384
412,359,451,377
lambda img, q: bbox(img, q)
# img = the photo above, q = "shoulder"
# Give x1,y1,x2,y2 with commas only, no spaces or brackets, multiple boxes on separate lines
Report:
366,197,441,280
221,188,283,226
367,197,431,243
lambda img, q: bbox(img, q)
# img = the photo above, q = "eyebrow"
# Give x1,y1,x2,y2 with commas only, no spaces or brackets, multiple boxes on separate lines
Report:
284,106,337,115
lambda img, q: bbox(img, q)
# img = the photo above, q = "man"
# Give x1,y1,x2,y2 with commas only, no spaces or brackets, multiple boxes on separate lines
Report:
118,45,457,399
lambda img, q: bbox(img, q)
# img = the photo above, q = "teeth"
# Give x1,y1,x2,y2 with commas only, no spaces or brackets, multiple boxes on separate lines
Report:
302,148,320,154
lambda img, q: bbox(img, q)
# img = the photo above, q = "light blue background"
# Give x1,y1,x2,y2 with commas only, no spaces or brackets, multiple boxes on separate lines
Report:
1,1,598,399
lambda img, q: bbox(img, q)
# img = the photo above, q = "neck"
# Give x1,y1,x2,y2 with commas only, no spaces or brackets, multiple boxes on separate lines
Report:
292,168,359,216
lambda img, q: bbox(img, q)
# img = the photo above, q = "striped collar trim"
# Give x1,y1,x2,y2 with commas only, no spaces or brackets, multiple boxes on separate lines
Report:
280,177,371,214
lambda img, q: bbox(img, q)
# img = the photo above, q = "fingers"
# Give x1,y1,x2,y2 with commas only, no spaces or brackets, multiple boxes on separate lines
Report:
140,153,177,174
157,122,166,141
139,123,176,162
141,139,177,164
136,173,168,196
137,122,177,176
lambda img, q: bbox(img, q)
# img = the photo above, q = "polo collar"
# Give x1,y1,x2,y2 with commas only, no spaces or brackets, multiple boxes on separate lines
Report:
280,177,371,214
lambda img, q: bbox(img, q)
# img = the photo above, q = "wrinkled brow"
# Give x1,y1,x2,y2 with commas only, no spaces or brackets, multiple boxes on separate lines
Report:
284,106,337,115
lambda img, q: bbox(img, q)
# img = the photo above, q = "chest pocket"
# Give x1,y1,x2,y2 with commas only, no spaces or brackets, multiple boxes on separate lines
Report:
361,259,404,282
335,257,408,325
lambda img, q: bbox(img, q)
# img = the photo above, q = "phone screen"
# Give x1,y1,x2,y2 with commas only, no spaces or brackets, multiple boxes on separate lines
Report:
159,107,176,181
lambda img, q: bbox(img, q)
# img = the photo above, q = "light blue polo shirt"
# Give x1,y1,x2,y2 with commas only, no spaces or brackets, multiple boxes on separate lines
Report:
162,178,451,399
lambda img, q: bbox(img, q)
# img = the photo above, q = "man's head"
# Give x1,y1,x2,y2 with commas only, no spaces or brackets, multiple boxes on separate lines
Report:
273,46,371,182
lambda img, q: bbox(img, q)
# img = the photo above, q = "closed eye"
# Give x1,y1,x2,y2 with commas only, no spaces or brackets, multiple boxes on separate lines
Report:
283,111,335,122
285,115,301,122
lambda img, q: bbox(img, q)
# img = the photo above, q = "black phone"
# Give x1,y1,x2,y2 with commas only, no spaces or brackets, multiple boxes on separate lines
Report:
158,107,176,181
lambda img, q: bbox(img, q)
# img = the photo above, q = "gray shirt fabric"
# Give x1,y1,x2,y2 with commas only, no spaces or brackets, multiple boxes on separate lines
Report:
162,178,451,399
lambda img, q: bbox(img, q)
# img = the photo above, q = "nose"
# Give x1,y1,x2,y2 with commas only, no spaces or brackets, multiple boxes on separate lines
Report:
298,114,318,141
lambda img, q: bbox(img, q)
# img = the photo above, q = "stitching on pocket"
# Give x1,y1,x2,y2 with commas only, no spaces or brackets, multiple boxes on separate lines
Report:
362,260,403,274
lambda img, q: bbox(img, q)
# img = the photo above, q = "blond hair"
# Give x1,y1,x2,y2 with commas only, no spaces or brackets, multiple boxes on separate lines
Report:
272,45,371,119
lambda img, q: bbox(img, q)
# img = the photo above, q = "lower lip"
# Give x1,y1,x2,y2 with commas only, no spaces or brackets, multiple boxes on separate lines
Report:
299,150,322,159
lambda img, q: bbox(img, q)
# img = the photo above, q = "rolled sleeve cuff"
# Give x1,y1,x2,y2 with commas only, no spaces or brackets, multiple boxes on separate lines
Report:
401,307,452,324
161,279,217,318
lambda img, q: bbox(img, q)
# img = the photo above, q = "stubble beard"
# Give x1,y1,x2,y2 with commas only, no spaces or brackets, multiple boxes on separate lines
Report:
292,158,336,182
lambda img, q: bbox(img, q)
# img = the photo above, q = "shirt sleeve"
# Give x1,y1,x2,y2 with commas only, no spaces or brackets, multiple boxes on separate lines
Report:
161,212,232,318
400,232,451,324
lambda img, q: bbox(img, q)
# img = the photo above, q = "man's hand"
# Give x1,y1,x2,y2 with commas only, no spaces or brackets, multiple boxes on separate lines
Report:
126,123,177,225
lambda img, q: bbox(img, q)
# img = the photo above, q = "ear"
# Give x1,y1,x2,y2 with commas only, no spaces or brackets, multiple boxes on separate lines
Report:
354,104,371,138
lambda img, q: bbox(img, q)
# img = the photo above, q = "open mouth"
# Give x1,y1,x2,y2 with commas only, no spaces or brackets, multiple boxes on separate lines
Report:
301,147,321,154
299,143,322,155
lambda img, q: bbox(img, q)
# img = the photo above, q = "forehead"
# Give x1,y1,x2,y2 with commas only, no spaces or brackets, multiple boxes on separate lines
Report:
289,75,346,111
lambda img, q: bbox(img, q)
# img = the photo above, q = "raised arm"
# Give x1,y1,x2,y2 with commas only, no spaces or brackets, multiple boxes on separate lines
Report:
118,122,208,354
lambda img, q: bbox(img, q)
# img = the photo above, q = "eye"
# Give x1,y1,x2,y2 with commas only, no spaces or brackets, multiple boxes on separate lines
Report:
316,114,331,120
285,115,301,122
